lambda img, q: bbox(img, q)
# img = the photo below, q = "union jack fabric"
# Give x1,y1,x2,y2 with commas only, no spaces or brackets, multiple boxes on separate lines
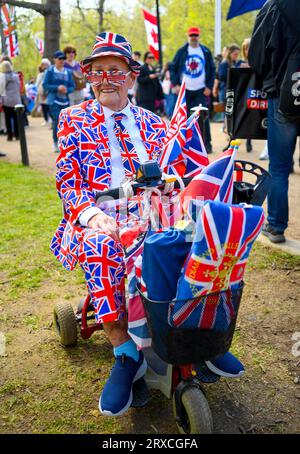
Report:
1,4,19,58
78,230,126,323
80,32,140,75
34,36,44,56
180,147,236,216
159,80,187,173
113,113,141,175
51,99,167,271
159,82,209,178
169,200,264,328
182,112,209,178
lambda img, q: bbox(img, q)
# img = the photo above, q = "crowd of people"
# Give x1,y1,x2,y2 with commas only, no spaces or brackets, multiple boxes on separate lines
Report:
0,31,260,156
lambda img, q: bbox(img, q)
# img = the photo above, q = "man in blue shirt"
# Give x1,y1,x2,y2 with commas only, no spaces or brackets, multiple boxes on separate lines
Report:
43,50,75,152
170,27,216,153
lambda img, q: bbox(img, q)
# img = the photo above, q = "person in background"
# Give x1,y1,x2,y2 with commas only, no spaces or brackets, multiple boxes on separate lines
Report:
1,60,21,142
43,50,75,152
136,51,161,113
249,0,300,244
170,26,216,153
35,58,51,126
212,46,228,106
218,44,240,108
63,45,85,106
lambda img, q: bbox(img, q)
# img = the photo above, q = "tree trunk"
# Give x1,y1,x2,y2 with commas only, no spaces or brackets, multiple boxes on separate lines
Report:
98,0,105,33
2,0,61,59
44,0,61,59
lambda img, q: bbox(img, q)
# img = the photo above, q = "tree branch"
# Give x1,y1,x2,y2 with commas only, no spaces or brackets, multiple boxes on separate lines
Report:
75,0,98,35
0,0,49,15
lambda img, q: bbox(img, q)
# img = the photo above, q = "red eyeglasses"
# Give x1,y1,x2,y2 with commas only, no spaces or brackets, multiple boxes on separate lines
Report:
86,70,131,87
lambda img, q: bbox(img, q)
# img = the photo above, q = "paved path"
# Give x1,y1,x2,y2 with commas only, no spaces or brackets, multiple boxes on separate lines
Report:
1,116,299,246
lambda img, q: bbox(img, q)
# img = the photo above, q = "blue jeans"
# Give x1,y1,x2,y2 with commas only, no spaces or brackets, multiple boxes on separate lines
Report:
49,102,67,145
267,98,299,232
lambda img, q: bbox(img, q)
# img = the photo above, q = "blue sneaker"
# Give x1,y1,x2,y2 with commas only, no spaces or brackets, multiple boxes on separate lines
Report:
99,351,147,416
205,352,245,378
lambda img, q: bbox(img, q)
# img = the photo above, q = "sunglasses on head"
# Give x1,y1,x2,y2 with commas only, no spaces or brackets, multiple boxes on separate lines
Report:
147,55,155,59
86,69,131,87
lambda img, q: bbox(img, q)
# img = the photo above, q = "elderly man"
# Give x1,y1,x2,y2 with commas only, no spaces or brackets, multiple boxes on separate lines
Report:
51,33,244,418
51,33,170,417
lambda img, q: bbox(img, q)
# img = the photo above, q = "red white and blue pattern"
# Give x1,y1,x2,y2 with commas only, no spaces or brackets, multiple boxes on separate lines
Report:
159,80,187,172
34,36,44,56
1,4,19,58
80,32,141,75
78,231,126,323
169,201,264,328
180,147,236,215
182,112,209,178
113,113,141,175
51,99,167,270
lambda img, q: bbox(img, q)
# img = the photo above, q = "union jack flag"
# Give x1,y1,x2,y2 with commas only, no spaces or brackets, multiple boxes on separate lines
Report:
34,36,44,56
182,112,209,178
159,80,187,171
1,4,19,58
169,200,264,328
180,147,236,215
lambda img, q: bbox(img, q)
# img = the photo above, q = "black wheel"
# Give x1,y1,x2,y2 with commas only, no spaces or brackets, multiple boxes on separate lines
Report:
172,386,213,434
53,302,77,346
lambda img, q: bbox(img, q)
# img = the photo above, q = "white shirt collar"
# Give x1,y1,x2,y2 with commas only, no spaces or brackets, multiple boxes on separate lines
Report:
102,100,132,121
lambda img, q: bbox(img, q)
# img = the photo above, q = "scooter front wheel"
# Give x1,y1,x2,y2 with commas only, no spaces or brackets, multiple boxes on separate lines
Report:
54,302,77,347
172,385,213,434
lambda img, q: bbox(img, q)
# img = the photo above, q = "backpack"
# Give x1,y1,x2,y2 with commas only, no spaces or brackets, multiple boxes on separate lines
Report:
73,70,86,90
276,1,300,122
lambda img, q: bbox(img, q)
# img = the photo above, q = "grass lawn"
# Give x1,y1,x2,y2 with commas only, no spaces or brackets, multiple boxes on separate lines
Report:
0,161,299,434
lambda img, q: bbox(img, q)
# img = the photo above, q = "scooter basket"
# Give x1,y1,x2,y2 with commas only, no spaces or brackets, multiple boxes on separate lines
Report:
138,284,244,365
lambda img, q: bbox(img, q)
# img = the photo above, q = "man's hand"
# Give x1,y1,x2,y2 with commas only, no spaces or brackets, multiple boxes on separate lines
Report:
203,87,211,97
58,85,67,94
87,211,119,242
149,73,158,79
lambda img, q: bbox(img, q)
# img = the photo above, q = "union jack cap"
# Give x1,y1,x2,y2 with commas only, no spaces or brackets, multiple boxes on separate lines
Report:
80,32,141,75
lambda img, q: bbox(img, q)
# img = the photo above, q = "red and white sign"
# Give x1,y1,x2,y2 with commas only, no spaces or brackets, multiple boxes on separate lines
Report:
142,9,160,62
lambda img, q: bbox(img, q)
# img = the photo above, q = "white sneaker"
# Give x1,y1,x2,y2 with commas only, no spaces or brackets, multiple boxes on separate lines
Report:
259,150,269,160
41,121,47,126
53,143,59,153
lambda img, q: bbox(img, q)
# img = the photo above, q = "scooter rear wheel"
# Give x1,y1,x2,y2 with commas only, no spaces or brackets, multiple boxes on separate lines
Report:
172,386,213,434
54,302,77,347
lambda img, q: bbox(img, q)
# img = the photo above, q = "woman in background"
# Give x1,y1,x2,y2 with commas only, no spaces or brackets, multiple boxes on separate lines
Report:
1,60,21,141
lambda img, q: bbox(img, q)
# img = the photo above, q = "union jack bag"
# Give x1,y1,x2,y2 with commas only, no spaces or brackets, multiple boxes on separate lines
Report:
168,200,264,329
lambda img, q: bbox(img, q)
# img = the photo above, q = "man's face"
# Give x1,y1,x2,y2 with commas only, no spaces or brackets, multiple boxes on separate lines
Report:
55,57,65,69
91,55,136,111
188,34,200,47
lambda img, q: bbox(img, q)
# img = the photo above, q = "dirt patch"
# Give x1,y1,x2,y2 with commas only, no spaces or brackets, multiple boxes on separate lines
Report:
0,245,299,434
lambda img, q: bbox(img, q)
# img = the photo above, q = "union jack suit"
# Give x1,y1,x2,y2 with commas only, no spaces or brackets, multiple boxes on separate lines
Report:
50,99,170,323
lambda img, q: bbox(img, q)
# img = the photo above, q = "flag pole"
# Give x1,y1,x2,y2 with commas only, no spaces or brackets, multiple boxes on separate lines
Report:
155,0,163,70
